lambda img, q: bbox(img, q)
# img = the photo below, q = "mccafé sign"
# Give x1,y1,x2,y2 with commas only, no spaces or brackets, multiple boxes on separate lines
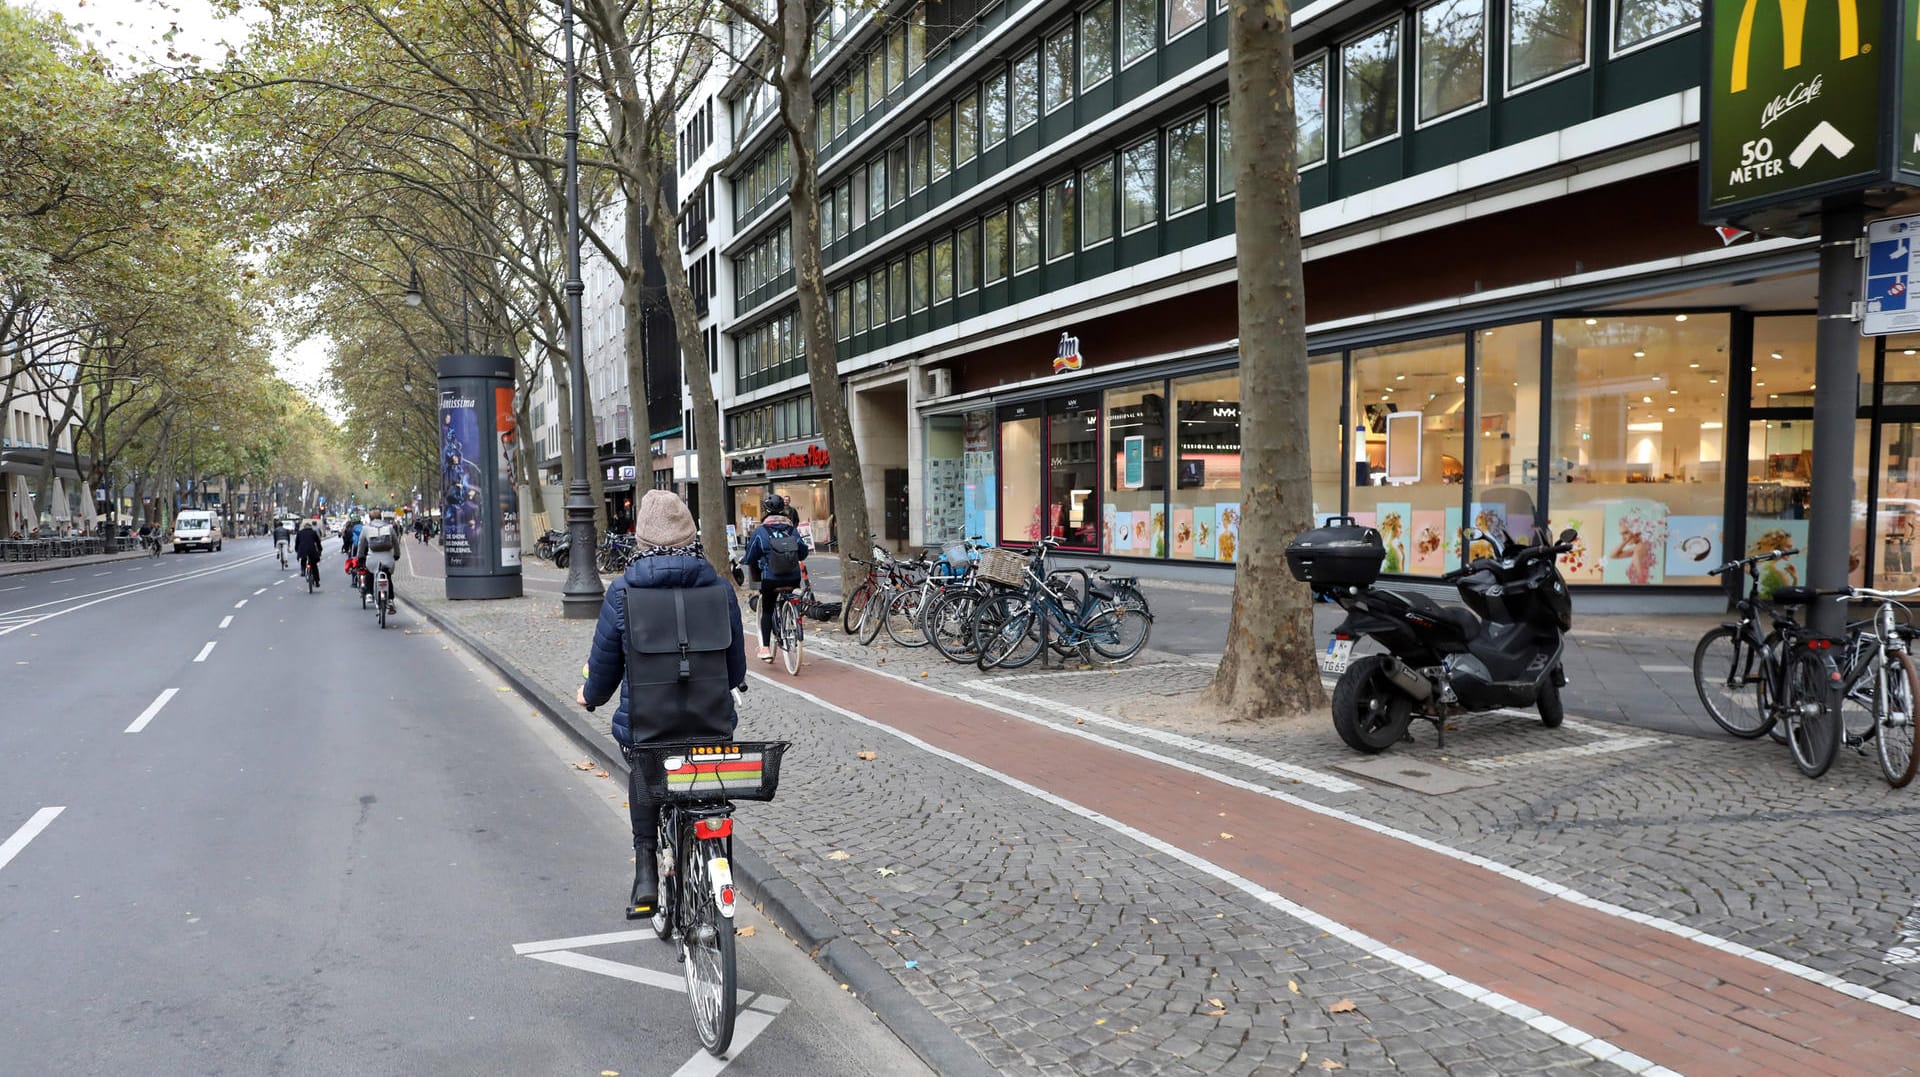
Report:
767,441,830,473
1702,0,1920,233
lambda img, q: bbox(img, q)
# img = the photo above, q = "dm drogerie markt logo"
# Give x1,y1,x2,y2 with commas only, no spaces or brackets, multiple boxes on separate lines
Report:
1707,0,1880,214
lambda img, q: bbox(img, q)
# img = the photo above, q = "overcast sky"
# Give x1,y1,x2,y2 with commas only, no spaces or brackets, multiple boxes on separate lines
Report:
39,0,340,415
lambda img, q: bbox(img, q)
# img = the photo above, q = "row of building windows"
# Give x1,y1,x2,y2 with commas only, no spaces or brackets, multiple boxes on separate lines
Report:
821,100,1230,341
728,393,820,451
738,138,792,212
1295,0,1698,164
736,310,802,382
814,4,929,150
5,410,64,450
735,223,793,298
678,98,716,169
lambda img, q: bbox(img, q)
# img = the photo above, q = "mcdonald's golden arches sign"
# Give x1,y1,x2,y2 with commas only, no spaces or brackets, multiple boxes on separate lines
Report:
1703,0,1888,230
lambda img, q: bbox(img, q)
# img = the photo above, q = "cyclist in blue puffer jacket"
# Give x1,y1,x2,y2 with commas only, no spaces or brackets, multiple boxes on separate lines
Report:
740,494,808,661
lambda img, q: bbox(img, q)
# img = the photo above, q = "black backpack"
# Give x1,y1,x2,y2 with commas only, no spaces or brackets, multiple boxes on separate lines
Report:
622,586,735,743
764,528,801,577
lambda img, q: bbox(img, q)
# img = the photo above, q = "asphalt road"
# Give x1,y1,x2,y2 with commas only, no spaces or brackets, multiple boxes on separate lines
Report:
0,538,929,1077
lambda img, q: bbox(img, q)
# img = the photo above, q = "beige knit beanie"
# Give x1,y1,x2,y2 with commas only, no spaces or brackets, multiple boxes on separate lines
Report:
633,489,697,548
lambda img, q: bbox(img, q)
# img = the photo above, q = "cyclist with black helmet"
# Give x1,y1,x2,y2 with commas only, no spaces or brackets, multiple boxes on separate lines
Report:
740,493,809,661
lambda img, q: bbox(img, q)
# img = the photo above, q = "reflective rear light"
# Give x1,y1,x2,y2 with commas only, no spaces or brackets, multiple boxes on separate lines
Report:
695,818,734,840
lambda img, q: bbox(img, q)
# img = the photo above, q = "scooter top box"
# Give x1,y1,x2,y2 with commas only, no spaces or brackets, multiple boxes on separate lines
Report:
1286,517,1384,588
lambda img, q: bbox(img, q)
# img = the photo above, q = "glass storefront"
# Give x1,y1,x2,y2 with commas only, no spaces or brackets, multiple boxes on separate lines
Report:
922,312,1920,590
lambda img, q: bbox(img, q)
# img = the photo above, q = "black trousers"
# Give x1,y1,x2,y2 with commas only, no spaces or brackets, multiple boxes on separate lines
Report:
628,754,664,852
758,580,794,646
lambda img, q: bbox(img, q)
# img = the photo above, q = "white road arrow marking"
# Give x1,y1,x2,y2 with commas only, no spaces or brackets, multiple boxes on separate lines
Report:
1789,121,1855,169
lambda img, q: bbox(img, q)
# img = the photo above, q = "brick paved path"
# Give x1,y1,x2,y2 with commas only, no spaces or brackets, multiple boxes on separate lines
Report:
400,552,1920,1075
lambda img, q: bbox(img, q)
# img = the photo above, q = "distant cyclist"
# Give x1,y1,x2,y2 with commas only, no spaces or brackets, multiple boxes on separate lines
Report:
294,519,323,587
740,494,808,662
355,508,401,615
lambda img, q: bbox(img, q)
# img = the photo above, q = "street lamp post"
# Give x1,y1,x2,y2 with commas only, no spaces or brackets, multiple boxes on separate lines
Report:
559,0,602,618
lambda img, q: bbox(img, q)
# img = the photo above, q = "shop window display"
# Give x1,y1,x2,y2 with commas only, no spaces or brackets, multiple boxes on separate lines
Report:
1347,335,1466,576
1049,401,1100,548
1000,414,1044,541
1471,322,1543,542
1548,315,1729,585
1103,383,1167,556
1751,316,1873,409
1309,354,1344,518
1169,372,1243,563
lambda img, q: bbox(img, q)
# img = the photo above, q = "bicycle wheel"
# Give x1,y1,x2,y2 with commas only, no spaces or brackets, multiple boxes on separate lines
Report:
858,588,888,645
682,837,738,1056
377,585,387,629
884,588,931,648
975,593,1044,671
1783,647,1842,779
1082,601,1152,664
927,590,981,662
1878,649,1920,787
780,603,803,675
1692,627,1773,738
842,581,870,635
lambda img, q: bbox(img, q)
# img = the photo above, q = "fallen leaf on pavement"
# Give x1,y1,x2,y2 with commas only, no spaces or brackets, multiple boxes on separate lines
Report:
1148,917,1159,924
855,751,877,761
1300,1051,1309,1063
1320,1061,1345,1071
602,1070,620,1076
736,926,756,937
875,867,897,877
919,672,928,678
1219,832,1234,840
573,762,595,771
1328,999,1357,1014
1206,998,1224,1008
1288,980,1299,994
826,850,851,861
1094,1019,1106,1026
1203,1008,1227,1017
1074,717,1085,725
495,686,510,692
594,771,609,778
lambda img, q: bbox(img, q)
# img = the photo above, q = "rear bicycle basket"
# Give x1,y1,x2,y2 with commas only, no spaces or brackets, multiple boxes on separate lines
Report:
624,740,791,802
975,546,1029,588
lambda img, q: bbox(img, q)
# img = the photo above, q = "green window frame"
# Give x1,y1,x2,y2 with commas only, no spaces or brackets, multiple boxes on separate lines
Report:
956,91,979,163
1013,194,1041,273
1083,157,1116,246
934,235,956,304
1011,50,1040,132
984,210,1010,284
1081,0,1115,89
957,222,980,293
983,70,1009,147
1045,176,1078,261
889,260,908,320
932,109,954,180
1121,137,1158,232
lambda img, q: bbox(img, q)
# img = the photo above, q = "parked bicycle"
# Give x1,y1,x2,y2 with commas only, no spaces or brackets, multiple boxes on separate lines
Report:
625,737,790,1056
532,528,567,561
1692,548,1846,777
972,538,1151,670
1834,586,1920,787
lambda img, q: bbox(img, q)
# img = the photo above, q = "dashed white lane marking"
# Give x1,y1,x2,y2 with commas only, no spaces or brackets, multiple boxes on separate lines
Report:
252,587,267,596
0,553,275,635
0,807,64,873
193,642,216,662
234,600,247,609
92,572,110,577
752,673,1677,1076
125,688,179,734
219,615,233,629
1642,665,1690,673
49,578,73,583
0,586,22,592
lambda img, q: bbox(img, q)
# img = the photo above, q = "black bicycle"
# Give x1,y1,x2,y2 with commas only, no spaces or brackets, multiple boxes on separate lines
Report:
1692,548,1845,776
304,558,319,593
625,738,789,1056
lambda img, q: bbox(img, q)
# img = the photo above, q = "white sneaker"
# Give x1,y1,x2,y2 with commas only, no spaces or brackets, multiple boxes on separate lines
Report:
757,647,773,661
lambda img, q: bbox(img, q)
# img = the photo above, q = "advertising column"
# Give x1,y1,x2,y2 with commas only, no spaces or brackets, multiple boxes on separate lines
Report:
438,354,524,600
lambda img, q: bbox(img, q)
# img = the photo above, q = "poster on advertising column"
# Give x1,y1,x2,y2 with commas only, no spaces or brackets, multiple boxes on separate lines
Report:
495,387,521,568
441,392,484,570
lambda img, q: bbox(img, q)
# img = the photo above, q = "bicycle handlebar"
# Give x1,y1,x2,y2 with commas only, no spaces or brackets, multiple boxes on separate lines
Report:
1709,547,1797,577
1848,585,1920,601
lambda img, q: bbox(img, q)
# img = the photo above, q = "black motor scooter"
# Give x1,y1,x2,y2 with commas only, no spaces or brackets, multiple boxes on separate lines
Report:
1287,518,1579,753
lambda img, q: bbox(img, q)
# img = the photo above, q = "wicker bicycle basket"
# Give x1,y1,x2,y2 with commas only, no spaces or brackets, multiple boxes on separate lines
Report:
623,740,790,803
976,546,1029,588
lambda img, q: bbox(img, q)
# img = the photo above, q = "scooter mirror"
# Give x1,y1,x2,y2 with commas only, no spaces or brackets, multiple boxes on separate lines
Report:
1558,528,1577,545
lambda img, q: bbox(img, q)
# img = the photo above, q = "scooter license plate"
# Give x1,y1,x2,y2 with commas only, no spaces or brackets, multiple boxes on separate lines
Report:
1321,638,1354,675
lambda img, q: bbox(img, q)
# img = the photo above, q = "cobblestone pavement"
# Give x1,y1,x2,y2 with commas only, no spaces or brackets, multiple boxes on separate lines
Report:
400,555,1920,1075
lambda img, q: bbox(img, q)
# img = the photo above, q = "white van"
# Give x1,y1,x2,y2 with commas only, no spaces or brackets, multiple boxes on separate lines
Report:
172,510,223,553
